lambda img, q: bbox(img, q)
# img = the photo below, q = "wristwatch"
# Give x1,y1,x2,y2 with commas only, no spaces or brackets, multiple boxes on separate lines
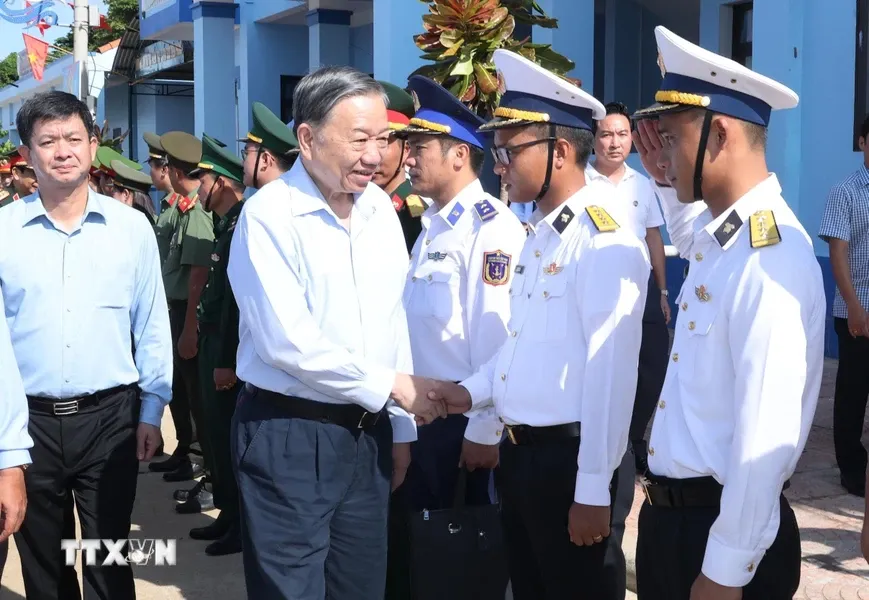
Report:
660,289,669,297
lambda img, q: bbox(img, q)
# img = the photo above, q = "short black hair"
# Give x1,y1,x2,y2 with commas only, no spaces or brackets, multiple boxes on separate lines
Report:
531,123,594,167
271,150,297,173
743,121,768,150
438,136,485,176
17,91,94,148
593,101,632,134
860,115,869,141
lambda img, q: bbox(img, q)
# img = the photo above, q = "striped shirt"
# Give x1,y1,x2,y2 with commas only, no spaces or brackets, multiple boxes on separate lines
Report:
818,165,869,318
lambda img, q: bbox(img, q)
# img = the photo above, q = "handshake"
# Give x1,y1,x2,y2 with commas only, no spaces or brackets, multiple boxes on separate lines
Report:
390,374,473,425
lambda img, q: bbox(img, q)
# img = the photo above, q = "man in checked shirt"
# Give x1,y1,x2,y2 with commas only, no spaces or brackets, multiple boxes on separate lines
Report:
819,114,869,498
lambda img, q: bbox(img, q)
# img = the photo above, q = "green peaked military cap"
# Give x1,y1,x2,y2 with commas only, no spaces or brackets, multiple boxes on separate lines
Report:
142,131,167,161
111,160,153,194
96,146,142,177
240,102,298,156
160,131,203,172
195,134,244,183
379,81,415,130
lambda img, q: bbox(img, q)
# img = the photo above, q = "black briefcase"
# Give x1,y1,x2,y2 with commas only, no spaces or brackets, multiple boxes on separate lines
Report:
408,470,509,600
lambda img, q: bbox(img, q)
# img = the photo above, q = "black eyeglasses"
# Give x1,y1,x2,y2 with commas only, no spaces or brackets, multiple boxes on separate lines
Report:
490,137,556,166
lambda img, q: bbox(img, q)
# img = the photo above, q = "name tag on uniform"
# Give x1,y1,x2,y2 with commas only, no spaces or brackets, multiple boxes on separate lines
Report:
515,265,525,274
427,252,447,261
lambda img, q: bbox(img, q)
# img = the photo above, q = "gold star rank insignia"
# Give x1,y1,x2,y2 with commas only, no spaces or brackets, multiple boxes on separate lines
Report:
585,205,619,232
749,210,781,248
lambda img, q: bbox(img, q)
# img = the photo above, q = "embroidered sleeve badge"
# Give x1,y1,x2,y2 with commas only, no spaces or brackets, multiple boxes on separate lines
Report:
483,250,512,286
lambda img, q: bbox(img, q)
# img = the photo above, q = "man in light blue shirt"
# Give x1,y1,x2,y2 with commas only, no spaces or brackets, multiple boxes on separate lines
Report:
0,285,33,580
0,91,172,600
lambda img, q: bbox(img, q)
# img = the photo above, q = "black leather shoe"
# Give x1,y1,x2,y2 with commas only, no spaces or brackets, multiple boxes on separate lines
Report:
841,475,866,497
163,461,204,483
149,452,187,473
174,479,205,502
205,525,242,556
189,442,203,457
176,489,214,514
190,511,231,540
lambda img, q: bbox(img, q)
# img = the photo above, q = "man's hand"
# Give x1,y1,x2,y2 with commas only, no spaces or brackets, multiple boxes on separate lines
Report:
633,120,668,186
459,439,499,472
660,294,672,324
178,326,198,360
137,423,163,461
390,374,447,425
392,442,411,491
567,502,610,546
689,573,743,600
214,368,238,391
847,303,869,338
0,466,26,543
428,381,473,414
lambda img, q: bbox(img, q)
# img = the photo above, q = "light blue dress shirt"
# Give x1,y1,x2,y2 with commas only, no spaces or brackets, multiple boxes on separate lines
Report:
0,191,173,426
0,285,33,469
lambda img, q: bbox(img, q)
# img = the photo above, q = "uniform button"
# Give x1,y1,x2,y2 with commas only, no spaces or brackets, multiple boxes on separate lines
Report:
534,250,541,258
425,240,432,246
672,353,679,363
688,321,696,331
543,291,549,298
648,447,655,456
747,563,755,573
695,252,704,262
412,276,417,282
427,274,432,281
511,331,518,337
495,429,502,436
681,302,688,311
64,378,70,383
659,400,666,409
66,308,71,313
508,288,512,293
500,373,506,381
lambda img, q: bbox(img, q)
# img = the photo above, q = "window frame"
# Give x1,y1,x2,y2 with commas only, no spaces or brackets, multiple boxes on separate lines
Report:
731,1,754,68
855,0,869,150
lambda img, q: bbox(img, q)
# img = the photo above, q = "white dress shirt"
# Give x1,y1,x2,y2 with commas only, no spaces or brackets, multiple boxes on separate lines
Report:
462,185,649,506
648,175,825,587
586,162,664,261
227,161,417,442
404,180,526,445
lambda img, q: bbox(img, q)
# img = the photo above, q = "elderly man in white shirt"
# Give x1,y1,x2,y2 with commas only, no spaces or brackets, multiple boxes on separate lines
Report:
228,66,445,600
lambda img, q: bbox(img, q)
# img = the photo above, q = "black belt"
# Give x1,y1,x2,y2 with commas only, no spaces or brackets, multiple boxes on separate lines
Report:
641,474,791,508
247,384,383,431
504,422,581,446
27,383,136,417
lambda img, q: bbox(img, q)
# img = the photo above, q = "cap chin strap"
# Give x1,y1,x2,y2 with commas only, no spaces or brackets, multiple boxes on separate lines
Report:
253,146,264,189
693,111,715,201
535,124,557,202
389,140,406,186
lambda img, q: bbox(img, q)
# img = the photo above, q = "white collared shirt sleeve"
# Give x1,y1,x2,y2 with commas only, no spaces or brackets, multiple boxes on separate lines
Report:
463,215,526,445
642,178,665,229
574,231,649,506
386,287,417,443
228,205,395,414
702,250,823,586
0,286,33,469
654,183,708,259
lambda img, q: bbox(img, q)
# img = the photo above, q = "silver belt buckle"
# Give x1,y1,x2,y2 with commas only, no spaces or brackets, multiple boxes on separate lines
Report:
53,400,79,416
639,476,653,506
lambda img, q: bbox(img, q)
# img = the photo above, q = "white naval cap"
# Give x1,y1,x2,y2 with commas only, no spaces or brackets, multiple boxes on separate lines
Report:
634,26,798,126
478,49,606,133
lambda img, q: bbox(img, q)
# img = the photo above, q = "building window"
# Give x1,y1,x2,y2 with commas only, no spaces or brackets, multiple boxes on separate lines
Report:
281,75,303,124
593,0,702,115
856,0,869,149
731,2,753,68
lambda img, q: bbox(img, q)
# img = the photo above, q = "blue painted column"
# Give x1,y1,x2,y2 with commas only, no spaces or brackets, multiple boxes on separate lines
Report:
535,0,595,90
193,1,237,145
307,9,351,72
373,0,428,85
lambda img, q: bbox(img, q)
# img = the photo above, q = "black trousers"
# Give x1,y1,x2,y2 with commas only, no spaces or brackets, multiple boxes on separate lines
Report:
168,300,200,455
498,435,626,600
15,389,141,600
385,415,493,600
833,317,869,482
636,494,801,599
232,386,394,599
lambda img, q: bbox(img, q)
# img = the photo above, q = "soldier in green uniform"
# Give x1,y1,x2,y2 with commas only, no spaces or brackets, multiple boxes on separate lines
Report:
185,135,246,554
373,81,426,252
149,132,216,502
94,146,142,197
109,160,158,226
239,101,298,190
0,152,14,207
6,150,38,202
144,132,180,266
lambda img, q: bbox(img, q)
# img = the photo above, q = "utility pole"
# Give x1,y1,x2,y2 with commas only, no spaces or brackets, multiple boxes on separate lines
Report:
72,0,89,104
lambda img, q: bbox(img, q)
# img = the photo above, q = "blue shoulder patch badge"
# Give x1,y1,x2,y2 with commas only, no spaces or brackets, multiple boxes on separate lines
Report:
447,202,465,226
483,250,511,286
474,199,497,222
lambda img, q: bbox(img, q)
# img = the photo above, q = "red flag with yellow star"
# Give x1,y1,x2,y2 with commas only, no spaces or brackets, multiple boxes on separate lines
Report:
23,33,49,81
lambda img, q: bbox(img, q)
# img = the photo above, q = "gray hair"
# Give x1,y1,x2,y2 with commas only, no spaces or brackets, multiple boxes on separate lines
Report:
292,66,388,132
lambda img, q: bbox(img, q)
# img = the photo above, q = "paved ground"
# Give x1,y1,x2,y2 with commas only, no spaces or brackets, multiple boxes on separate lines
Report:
0,358,863,598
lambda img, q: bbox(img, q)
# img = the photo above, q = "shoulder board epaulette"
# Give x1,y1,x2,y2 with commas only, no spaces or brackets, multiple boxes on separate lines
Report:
585,205,619,232
749,210,781,248
177,194,197,214
474,198,497,222
0,190,8,201
12,193,19,201
406,194,426,218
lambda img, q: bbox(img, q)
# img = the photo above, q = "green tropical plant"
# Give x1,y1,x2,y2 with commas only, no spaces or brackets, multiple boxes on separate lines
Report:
94,120,129,151
411,0,577,117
